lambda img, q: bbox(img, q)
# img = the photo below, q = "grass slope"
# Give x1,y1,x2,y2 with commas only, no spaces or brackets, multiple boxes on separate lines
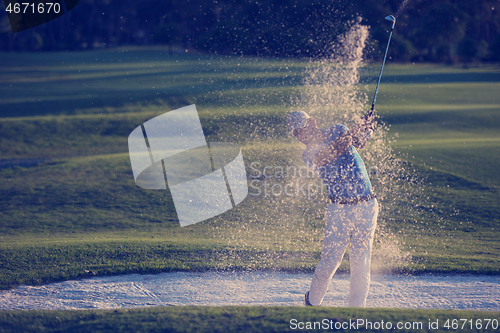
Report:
0,306,499,333
0,51,499,292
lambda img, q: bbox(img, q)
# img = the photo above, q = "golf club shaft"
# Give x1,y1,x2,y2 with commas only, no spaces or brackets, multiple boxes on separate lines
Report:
370,20,396,114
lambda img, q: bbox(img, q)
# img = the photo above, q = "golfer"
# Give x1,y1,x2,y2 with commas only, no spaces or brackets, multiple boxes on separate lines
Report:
287,110,379,307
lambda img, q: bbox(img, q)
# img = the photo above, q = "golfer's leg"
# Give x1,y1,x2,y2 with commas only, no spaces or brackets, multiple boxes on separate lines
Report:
308,203,349,306
348,199,379,307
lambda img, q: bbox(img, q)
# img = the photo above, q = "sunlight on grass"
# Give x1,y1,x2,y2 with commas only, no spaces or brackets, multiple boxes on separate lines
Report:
0,52,499,289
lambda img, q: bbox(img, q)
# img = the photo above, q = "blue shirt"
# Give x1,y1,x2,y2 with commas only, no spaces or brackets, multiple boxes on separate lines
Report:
302,124,374,201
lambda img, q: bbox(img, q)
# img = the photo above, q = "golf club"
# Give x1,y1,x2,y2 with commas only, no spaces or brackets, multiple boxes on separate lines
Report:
369,15,396,115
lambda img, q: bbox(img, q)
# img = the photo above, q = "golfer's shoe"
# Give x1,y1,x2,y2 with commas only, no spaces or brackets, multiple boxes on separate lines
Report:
304,291,313,306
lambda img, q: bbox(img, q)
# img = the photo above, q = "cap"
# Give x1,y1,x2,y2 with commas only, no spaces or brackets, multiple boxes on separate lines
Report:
287,111,310,132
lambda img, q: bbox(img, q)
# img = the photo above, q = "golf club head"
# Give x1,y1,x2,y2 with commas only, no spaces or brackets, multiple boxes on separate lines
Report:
385,15,396,29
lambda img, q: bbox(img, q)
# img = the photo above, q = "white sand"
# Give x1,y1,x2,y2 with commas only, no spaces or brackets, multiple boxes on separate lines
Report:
1,272,499,311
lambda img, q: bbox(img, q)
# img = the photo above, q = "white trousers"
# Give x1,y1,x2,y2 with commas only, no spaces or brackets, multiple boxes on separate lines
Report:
308,199,379,307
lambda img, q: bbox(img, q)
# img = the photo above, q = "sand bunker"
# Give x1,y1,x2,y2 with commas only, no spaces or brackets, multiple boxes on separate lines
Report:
1,272,499,311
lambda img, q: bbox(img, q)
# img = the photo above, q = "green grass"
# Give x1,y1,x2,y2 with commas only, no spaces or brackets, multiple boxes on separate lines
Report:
1,306,499,333
372,65,500,275
0,51,499,293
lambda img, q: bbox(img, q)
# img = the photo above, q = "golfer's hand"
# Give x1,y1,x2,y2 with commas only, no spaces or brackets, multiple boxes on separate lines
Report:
351,113,374,138
362,112,375,131
351,112,375,149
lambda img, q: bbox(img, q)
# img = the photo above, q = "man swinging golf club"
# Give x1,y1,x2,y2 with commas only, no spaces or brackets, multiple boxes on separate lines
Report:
288,15,395,307
288,110,378,307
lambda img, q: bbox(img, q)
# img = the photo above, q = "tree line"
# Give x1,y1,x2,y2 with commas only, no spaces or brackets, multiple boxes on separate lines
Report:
1,0,499,63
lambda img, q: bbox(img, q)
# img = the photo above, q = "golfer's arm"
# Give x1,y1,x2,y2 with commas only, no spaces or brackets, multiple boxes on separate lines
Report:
314,133,353,166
